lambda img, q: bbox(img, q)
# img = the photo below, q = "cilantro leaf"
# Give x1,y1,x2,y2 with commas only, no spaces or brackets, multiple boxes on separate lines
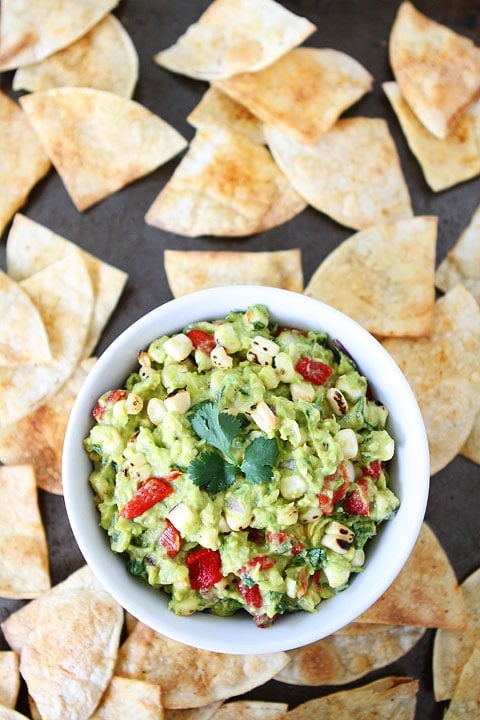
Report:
190,400,242,462
240,436,278,484
188,450,236,494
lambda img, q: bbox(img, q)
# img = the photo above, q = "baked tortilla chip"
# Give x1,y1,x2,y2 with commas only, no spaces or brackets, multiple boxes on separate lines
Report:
216,47,373,145
12,14,139,98
275,623,425,686
285,677,418,720
382,285,480,475
115,624,290,709
0,269,52,366
0,651,20,709
359,523,466,629
0,358,95,494
383,82,480,191
154,0,316,81
265,117,413,230
164,249,303,297
0,465,50,599
164,704,222,720
0,0,119,71
19,87,188,211
305,216,437,338
90,677,163,720
433,567,480,701
436,204,480,304
210,701,288,719
442,648,480,719
187,87,265,144
145,125,306,237
0,91,51,239
389,2,480,139
6,213,128,356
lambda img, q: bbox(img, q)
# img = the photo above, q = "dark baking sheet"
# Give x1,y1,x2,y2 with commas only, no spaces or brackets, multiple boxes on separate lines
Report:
1,1,479,717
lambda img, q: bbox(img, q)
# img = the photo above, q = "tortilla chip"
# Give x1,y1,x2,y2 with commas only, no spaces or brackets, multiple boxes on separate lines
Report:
0,91,51,239
0,357,95,494
0,708,30,719
115,623,290,709
0,465,50,599
0,251,94,427
6,214,128,356
284,677,418,720
145,125,306,237
0,269,52,366
383,284,480,475
359,523,466,629
165,704,222,720
436,204,480,304
154,0,316,81
389,2,480,139
305,216,436,338
164,249,303,297
265,117,413,230
187,87,265,145
442,648,480,719
383,82,480,191
216,47,373,145
0,651,20,709
433,567,480,701
275,623,425,686
90,677,163,720
0,0,119,71
19,88,188,211
12,14,139,98
209,701,288,719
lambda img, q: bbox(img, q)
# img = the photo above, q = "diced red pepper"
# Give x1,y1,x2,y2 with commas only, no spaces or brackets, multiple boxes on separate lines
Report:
119,472,180,519
186,328,216,354
266,531,304,555
295,356,332,385
92,389,127,421
363,460,383,479
240,555,275,575
319,462,350,515
238,581,263,609
160,519,183,557
343,478,371,516
186,548,223,590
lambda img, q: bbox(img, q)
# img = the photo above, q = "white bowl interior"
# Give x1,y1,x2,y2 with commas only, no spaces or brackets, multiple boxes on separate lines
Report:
63,286,429,654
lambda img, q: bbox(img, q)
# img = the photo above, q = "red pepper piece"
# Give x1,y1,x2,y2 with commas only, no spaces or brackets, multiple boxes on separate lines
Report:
343,478,371,516
238,581,263,609
266,531,304,555
186,548,223,589
363,460,383,479
160,519,183,557
186,328,216,354
119,472,180,519
92,389,127,421
319,462,350,515
240,555,275,575
295,356,332,385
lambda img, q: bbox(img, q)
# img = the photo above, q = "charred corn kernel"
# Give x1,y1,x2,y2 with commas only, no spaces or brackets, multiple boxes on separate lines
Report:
274,351,297,382
210,345,233,369
249,401,277,433
163,333,193,362
324,563,350,588
321,533,353,555
146,397,166,425
246,348,273,366
164,388,191,414
138,350,153,379
277,503,298,526
196,526,219,550
352,548,365,567
290,382,315,403
251,336,280,357
224,505,253,531
300,505,322,523
326,387,349,416
280,474,307,500
125,393,143,415
167,503,196,535
324,521,355,544
336,428,358,459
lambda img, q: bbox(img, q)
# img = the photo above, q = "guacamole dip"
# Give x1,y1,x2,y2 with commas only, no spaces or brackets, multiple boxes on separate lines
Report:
85,304,398,626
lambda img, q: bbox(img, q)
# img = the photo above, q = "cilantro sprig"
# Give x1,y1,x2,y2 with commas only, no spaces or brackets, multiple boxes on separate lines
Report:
187,399,278,494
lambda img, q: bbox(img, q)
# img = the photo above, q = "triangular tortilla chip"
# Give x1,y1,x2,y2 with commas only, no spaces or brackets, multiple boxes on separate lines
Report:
383,82,480,191
0,0,119,70
389,2,480,139
0,357,96,494
145,125,306,237
275,623,425,687
0,651,20,709
284,677,419,720
0,91,51,238
154,0,316,81
215,47,373,145
436,204,480,304
0,252,94,427
0,269,52,366
265,117,413,230
359,523,467,629
383,285,480,475
90,677,163,720
6,214,128,356
210,701,288,719
433,567,480,701
12,14,139,98
0,465,50,599
164,248,303,297
305,216,437,338
114,624,290,709
442,648,480,719
164,703,222,720
187,87,265,145
19,88,188,211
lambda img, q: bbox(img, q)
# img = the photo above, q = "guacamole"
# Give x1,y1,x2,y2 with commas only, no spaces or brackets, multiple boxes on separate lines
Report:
85,304,398,627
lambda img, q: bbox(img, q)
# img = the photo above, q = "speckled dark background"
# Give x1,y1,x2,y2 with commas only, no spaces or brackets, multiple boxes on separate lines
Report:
1,1,479,717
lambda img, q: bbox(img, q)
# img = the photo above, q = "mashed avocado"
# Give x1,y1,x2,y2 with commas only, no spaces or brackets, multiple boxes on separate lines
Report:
85,305,398,626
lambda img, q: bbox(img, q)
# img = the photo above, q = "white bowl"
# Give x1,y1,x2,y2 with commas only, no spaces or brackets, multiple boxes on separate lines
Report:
63,286,429,655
